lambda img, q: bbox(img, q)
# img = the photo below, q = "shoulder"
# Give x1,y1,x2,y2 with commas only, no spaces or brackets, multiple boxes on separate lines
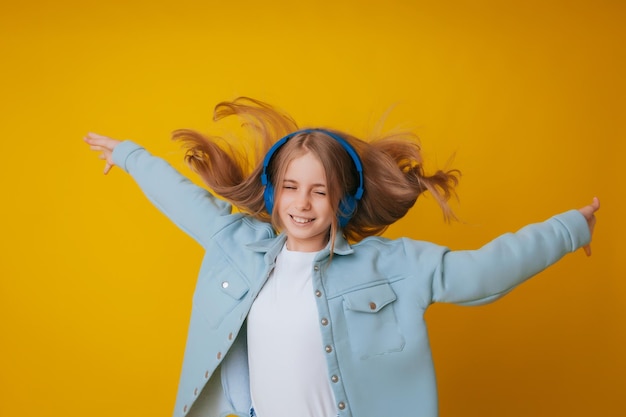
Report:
212,214,276,244
340,235,448,273
353,235,445,255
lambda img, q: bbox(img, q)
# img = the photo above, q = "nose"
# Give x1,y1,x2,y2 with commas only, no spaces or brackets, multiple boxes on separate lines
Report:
294,190,311,210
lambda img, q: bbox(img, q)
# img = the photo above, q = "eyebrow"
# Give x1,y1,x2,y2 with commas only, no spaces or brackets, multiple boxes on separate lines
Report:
283,179,327,188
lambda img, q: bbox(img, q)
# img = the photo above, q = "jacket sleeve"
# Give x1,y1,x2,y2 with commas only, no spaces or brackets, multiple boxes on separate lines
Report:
431,209,591,305
112,140,235,247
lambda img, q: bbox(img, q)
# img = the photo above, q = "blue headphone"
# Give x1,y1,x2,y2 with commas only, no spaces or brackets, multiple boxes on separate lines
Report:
261,129,364,227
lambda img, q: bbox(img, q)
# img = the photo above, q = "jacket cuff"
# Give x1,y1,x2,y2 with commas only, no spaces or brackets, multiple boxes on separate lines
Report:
111,140,144,173
552,209,591,251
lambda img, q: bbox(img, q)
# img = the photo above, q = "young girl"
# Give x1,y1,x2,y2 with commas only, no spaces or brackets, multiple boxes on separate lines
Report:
84,97,599,417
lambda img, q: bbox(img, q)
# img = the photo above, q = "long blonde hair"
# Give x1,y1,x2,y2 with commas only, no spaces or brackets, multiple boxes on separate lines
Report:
172,97,460,243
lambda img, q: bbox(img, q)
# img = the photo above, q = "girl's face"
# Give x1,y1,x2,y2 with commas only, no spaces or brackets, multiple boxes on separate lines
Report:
276,151,334,252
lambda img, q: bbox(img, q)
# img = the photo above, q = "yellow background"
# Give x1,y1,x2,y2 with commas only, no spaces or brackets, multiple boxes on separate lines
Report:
1,0,624,416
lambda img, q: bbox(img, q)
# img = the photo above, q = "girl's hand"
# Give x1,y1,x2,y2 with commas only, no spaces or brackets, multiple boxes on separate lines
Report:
578,197,600,256
84,132,122,174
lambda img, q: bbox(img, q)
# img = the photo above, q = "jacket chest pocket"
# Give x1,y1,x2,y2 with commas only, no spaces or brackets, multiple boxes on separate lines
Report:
342,283,405,359
193,258,250,329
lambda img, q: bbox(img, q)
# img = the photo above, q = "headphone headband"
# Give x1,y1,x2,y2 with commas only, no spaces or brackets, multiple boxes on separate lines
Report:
261,129,364,227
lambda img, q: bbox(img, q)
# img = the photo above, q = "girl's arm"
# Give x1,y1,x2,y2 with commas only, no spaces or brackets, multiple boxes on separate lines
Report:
84,132,235,246
431,199,599,305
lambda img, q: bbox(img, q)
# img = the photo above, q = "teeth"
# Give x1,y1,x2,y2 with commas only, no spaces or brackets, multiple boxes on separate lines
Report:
292,216,313,224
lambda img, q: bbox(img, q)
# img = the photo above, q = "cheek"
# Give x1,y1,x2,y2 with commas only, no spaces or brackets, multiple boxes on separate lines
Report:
274,191,288,211
318,200,335,218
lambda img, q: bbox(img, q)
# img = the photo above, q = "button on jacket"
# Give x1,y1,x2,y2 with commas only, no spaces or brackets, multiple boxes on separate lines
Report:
112,141,591,417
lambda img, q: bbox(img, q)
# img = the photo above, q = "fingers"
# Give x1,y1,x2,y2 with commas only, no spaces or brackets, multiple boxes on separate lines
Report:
85,132,112,141
84,132,119,174
588,196,600,214
99,155,114,174
84,135,106,152
579,197,600,221
590,196,600,213
84,132,106,145
89,144,107,152
579,197,600,257
585,200,598,229
83,132,120,152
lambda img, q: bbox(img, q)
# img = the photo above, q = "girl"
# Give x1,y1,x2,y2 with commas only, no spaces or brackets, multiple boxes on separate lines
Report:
84,97,599,417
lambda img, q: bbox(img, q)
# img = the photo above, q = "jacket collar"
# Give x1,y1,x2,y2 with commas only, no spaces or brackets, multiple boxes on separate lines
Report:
246,231,354,264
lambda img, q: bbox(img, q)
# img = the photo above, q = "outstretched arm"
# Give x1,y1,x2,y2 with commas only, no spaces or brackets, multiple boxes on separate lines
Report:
431,201,598,305
578,197,600,256
82,132,239,247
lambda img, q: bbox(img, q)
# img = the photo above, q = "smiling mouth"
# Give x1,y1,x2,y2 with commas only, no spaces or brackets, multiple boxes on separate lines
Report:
290,215,314,224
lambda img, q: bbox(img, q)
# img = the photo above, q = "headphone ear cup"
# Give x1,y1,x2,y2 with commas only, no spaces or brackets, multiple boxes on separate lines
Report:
264,182,275,215
338,195,356,228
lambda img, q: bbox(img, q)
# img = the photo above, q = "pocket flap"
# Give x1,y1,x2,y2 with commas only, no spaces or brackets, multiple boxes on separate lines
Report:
219,276,249,300
343,283,397,313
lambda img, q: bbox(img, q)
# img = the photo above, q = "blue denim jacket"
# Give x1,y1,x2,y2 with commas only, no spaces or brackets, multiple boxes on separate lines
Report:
113,141,590,417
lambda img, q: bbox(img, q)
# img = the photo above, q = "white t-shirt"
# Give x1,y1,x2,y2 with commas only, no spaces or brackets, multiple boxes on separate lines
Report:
247,245,336,417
